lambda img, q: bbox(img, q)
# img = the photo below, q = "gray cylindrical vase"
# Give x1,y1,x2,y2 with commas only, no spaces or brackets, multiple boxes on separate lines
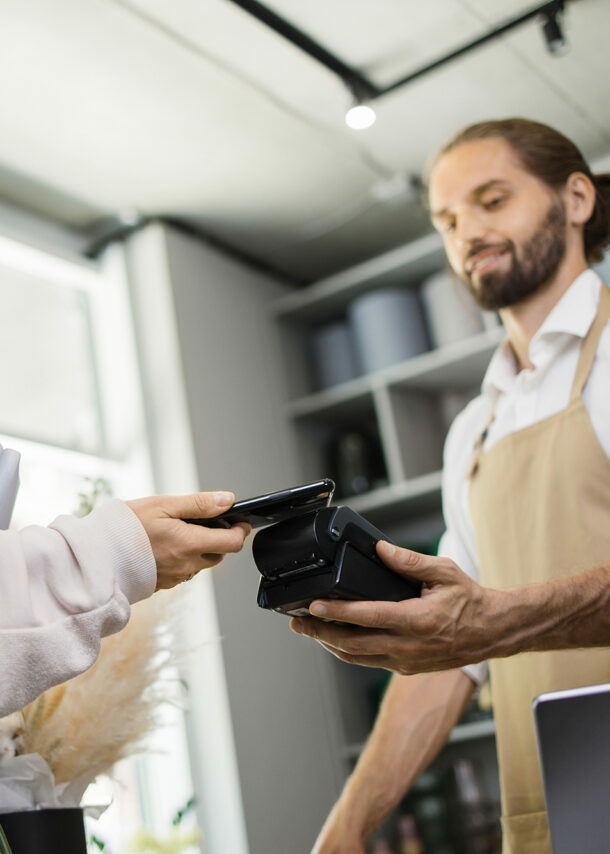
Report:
310,320,359,390
348,287,429,373
420,271,484,349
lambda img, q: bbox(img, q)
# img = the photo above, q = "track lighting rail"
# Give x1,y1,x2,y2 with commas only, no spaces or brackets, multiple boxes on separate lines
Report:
226,0,568,104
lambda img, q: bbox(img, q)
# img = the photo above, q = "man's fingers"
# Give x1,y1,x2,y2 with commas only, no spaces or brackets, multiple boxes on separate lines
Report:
290,615,404,660
317,641,391,670
299,598,408,629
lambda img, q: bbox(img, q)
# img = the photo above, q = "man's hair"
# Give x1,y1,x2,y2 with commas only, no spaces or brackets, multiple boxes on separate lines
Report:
434,118,610,264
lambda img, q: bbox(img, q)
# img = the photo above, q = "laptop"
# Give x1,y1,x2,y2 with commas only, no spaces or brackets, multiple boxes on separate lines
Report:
533,682,610,854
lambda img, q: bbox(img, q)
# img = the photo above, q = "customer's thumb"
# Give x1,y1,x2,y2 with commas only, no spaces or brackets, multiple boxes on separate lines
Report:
167,491,235,520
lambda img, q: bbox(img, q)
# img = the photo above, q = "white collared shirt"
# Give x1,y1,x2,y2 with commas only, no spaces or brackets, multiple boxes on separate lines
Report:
438,270,610,684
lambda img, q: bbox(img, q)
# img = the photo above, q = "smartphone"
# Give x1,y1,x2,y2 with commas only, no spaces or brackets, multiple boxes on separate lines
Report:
187,478,335,529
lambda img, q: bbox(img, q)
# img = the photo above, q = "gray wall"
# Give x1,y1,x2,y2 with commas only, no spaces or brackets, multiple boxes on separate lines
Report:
127,222,345,854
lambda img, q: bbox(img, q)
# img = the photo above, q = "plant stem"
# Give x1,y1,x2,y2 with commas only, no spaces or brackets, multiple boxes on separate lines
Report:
0,824,13,854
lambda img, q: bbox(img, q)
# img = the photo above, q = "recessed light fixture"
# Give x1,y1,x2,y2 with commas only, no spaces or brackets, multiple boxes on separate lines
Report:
227,0,572,127
345,103,377,130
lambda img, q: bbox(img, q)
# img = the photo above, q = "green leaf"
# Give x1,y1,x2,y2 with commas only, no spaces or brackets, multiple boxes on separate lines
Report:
171,796,196,827
0,824,14,854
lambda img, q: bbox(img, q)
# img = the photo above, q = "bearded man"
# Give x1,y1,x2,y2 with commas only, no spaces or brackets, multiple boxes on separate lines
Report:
290,118,610,854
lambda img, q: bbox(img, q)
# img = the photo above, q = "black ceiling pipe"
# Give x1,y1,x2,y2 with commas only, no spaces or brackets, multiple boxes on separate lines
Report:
225,0,568,103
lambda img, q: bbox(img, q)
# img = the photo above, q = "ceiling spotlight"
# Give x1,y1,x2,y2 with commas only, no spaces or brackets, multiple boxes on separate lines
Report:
345,103,377,130
542,5,567,55
117,207,143,227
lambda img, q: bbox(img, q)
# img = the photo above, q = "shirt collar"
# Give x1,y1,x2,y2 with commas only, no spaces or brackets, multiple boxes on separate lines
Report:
482,269,603,395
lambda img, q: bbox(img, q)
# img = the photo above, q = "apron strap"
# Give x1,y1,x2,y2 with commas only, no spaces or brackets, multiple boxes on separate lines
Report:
570,284,610,402
468,283,610,477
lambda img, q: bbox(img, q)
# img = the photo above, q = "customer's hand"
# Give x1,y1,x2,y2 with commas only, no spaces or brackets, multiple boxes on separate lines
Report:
127,492,249,590
291,541,503,673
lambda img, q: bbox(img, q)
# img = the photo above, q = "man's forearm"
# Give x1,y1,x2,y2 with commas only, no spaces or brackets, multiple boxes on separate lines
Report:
486,563,610,659
320,669,474,846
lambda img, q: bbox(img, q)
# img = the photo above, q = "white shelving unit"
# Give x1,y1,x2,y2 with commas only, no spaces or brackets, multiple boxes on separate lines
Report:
341,718,497,763
271,232,446,323
449,718,496,745
273,229,503,536
269,231,503,840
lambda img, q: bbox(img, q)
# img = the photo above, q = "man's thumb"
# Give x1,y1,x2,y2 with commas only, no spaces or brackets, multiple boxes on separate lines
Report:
376,541,439,581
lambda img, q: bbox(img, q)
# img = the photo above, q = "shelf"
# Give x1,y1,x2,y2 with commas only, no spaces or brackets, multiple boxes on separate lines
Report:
287,377,374,420
271,232,445,324
342,471,443,521
286,326,504,419
448,718,496,744
340,718,495,762
385,326,504,391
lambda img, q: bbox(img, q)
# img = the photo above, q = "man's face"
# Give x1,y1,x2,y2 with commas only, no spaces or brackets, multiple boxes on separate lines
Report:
428,137,567,311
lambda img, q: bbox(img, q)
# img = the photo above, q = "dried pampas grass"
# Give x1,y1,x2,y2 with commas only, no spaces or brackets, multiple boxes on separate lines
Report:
23,589,184,786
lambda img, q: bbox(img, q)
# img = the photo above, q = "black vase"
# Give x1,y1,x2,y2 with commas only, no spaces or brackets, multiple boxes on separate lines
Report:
0,807,87,854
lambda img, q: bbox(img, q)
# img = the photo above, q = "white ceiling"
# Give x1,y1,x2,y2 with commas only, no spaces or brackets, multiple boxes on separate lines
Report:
0,0,609,281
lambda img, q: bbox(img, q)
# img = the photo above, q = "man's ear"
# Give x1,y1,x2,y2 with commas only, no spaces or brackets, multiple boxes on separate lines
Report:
563,171,596,225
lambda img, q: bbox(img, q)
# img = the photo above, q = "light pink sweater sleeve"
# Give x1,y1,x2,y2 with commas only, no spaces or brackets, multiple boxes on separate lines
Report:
0,499,156,715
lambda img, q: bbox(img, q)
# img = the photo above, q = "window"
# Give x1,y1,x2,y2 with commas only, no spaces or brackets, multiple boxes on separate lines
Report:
0,232,198,852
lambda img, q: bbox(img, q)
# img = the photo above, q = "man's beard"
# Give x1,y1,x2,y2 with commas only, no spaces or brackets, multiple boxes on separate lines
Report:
462,201,567,311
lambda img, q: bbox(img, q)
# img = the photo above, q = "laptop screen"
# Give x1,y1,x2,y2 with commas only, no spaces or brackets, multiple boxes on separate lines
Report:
533,682,610,854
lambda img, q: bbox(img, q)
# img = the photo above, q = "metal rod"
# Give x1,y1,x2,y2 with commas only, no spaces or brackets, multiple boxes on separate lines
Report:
225,0,381,100
379,0,565,97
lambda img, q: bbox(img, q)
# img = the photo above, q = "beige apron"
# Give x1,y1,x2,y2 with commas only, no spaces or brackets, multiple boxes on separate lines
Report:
468,284,610,854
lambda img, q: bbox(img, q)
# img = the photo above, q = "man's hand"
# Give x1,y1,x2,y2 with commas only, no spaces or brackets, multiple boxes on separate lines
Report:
309,669,474,854
127,492,249,590
310,802,367,854
290,541,505,673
